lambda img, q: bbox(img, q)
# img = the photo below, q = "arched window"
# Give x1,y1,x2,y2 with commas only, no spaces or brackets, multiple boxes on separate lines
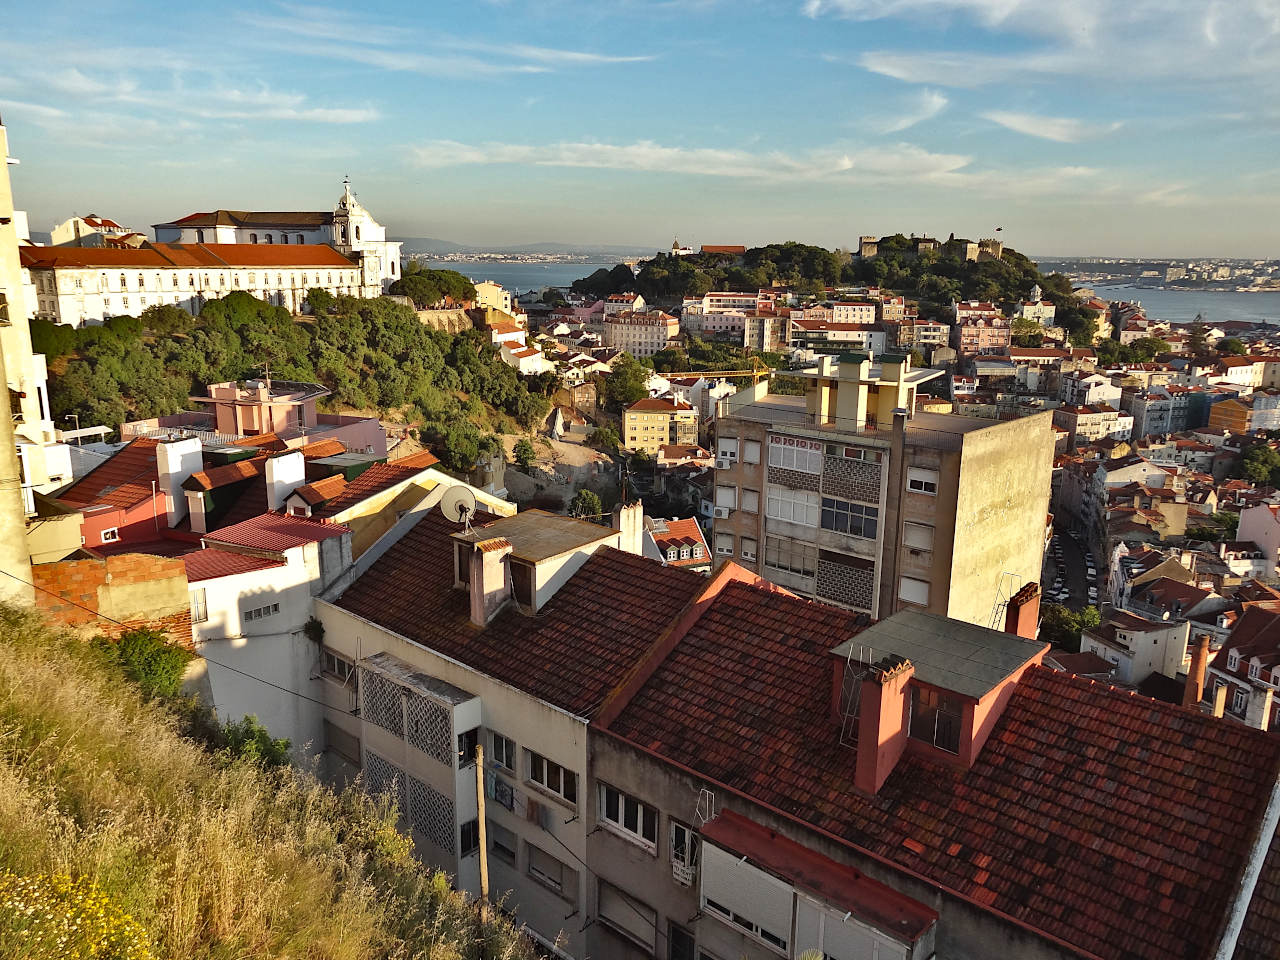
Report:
234,274,241,288
280,234,289,244
355,225,361,241
137,273,145,289
326,273,332,284
219,274,225,287
264,234,273,244
99,273,107,287
296,234,303,244
172,274,179,288
250,233,258,244
248,273,256,286
391,260,397,276
188,274,195,288
340,226,347,242
119,273,127,289
277,273,283,286
196,229,205,243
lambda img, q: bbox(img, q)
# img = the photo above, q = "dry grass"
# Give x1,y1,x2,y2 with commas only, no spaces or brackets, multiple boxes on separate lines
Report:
0,605,535,960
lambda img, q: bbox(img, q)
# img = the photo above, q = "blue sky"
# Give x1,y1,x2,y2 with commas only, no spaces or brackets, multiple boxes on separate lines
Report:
2,0,1278,257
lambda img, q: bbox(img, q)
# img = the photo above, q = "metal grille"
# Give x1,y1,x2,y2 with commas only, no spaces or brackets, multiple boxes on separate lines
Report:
360,668,404,736
405,691,452,764
363,750,405,811
408,775,455,853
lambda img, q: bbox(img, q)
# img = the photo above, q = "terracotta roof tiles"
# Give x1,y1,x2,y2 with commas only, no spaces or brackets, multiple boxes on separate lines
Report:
203,513,349,552
184,548,286,582
311,451,438,519
57,438,160,510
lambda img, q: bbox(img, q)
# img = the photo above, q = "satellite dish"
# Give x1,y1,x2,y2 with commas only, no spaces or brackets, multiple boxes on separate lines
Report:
440,485,477,528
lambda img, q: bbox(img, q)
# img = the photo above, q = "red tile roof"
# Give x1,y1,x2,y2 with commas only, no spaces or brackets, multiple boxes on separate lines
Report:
649,518,710,567
203,513,349,552
297,438,348,459
311,451,439,519
626,397,694,413
605,598,1280,960
21,242,355,270
334,511,704,716
1235,828,1280,959
58,438,160,510
291,473,347,506
184,456,268,492
183,548,286,582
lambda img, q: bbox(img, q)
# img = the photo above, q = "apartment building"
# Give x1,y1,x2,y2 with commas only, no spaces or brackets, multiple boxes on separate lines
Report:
1208,392,1280,434
602,310,678,358
602,292,646,317
1051,404,1134,448
623,397,698,454
951,318,1011,356
789,318,887,354
710,353,1054,625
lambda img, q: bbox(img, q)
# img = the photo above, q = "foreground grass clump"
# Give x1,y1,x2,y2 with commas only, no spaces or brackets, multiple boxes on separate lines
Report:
0,605,535,960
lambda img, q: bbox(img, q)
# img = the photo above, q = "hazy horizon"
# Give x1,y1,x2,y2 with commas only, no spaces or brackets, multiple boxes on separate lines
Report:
3,1,1278,261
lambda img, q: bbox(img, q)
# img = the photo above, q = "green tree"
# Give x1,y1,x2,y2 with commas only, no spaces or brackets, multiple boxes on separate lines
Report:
1129,337,1171,362
95,628,191,699
1219,337,1247,356
569,488,603,519
601,352,650,413
222,714,291,767
305,287,335,315
1241,446,1280,486
1010,315,1043,347
513,437,537,470
587,426,620,453
1039,604,1101,654
1187,322,1211,355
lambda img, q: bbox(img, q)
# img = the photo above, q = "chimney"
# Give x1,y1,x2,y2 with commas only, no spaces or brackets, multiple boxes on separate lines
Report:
612,501,644,556
1004,583,1041,641
265,451,306,512
1212,681,1228,718
1183,633,1211,708
467,537,513,628
156,437,202,527
854,656,914,796
1246,687,1275,731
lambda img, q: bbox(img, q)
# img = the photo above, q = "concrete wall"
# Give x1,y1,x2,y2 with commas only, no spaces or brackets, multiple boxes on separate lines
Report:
946,414,1054,626
31,553,191,645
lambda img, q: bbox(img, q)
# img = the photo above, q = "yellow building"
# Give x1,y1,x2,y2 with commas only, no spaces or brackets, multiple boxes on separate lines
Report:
623,397,698,455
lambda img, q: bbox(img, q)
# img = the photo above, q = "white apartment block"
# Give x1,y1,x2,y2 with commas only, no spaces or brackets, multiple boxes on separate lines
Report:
602,310,678,358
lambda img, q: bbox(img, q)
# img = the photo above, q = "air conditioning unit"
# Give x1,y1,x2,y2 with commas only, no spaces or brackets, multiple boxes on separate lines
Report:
715,457,732,470
713,506,730,520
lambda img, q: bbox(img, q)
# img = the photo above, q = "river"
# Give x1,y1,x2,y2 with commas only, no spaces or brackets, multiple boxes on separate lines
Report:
1087,285,1280,325
424,260,616,294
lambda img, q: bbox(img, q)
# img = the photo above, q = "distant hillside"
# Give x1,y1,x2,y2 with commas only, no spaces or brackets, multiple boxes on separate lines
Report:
0,604,537,959
396,236,469,254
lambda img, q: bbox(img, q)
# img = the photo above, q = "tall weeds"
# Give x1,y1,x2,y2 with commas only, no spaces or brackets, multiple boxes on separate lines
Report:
0,605,535,960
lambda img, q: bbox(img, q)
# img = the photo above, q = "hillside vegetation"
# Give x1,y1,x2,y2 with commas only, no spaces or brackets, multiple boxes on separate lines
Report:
572,239,1099,344
33,285,554,471
0,605,536,960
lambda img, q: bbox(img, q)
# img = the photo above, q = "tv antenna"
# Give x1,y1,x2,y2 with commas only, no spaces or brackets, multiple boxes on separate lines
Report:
439,485,477,532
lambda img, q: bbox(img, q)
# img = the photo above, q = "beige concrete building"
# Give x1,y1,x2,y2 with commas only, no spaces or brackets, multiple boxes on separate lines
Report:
473,280,512,315
602,310,678,358
623,397,698,455
711,353,1054,626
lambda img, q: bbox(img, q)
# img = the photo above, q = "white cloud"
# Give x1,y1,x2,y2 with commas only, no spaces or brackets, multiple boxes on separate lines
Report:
881,89,948,132
0,99,66,120
982,110,1121,142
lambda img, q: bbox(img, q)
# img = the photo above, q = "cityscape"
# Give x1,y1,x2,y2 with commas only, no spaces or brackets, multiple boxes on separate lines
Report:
2,2,1280,960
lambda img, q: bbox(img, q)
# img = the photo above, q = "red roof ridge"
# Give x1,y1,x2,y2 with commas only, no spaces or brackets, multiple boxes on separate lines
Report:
594,561,791,727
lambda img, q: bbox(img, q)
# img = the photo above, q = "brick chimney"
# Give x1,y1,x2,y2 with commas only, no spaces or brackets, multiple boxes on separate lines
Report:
467,537,513,628
854,656,914,796
1004,582,1041,641
1183,633,1211,708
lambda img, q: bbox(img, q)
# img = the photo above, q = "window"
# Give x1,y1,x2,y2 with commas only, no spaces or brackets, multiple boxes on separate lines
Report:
248,273,256,285
766,486,819,526
196,229,205,243
137,273,144,288
715,485,737,510
667,547,679,561
821,497,878,539
488,819,517,865
527,844,576,900
718,438,739,461
526,749,577,805
296,234,304,244
1249,662,1262,680
101,527,120,543
908,466,940,495
122,296,128,308
899,576,930,606
188,274,195,288
242,602,280,623
827,443,883,463
119,273,127,289
743,439,762,464
1233,687,1248,713
670,820,699,876
264,233,273,243
321,647,356,685
903,521,934,551
764,536,817,576
190,588,208,624
1228,649,1241,671
510,560,535,608
355,225,361,241
491,732,515,770
457,727,479,767
715,533,733,557
598,783,658,850
741,537,757,561
741,488,760,514
910,685,961,754
460,819,480,857
768,435,822,473
670,923,696,960
692,544,704,558
250,233,258,243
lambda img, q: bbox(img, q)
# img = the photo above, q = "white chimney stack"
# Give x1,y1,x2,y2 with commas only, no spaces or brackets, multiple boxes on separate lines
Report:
156,437,202,527
468,537,513,628
612,501,644,556
265,451,306,512
1246,687,1274,731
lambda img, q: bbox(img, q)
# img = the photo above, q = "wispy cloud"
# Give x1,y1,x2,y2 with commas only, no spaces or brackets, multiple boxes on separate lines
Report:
982,110,1121,142
881,89,948,132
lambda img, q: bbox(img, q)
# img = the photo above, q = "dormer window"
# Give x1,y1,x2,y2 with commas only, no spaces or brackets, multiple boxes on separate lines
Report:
666,548,678,562
1249,662,1262,681
680,547,690,560
692,544,704,559
1228,649,1241,671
